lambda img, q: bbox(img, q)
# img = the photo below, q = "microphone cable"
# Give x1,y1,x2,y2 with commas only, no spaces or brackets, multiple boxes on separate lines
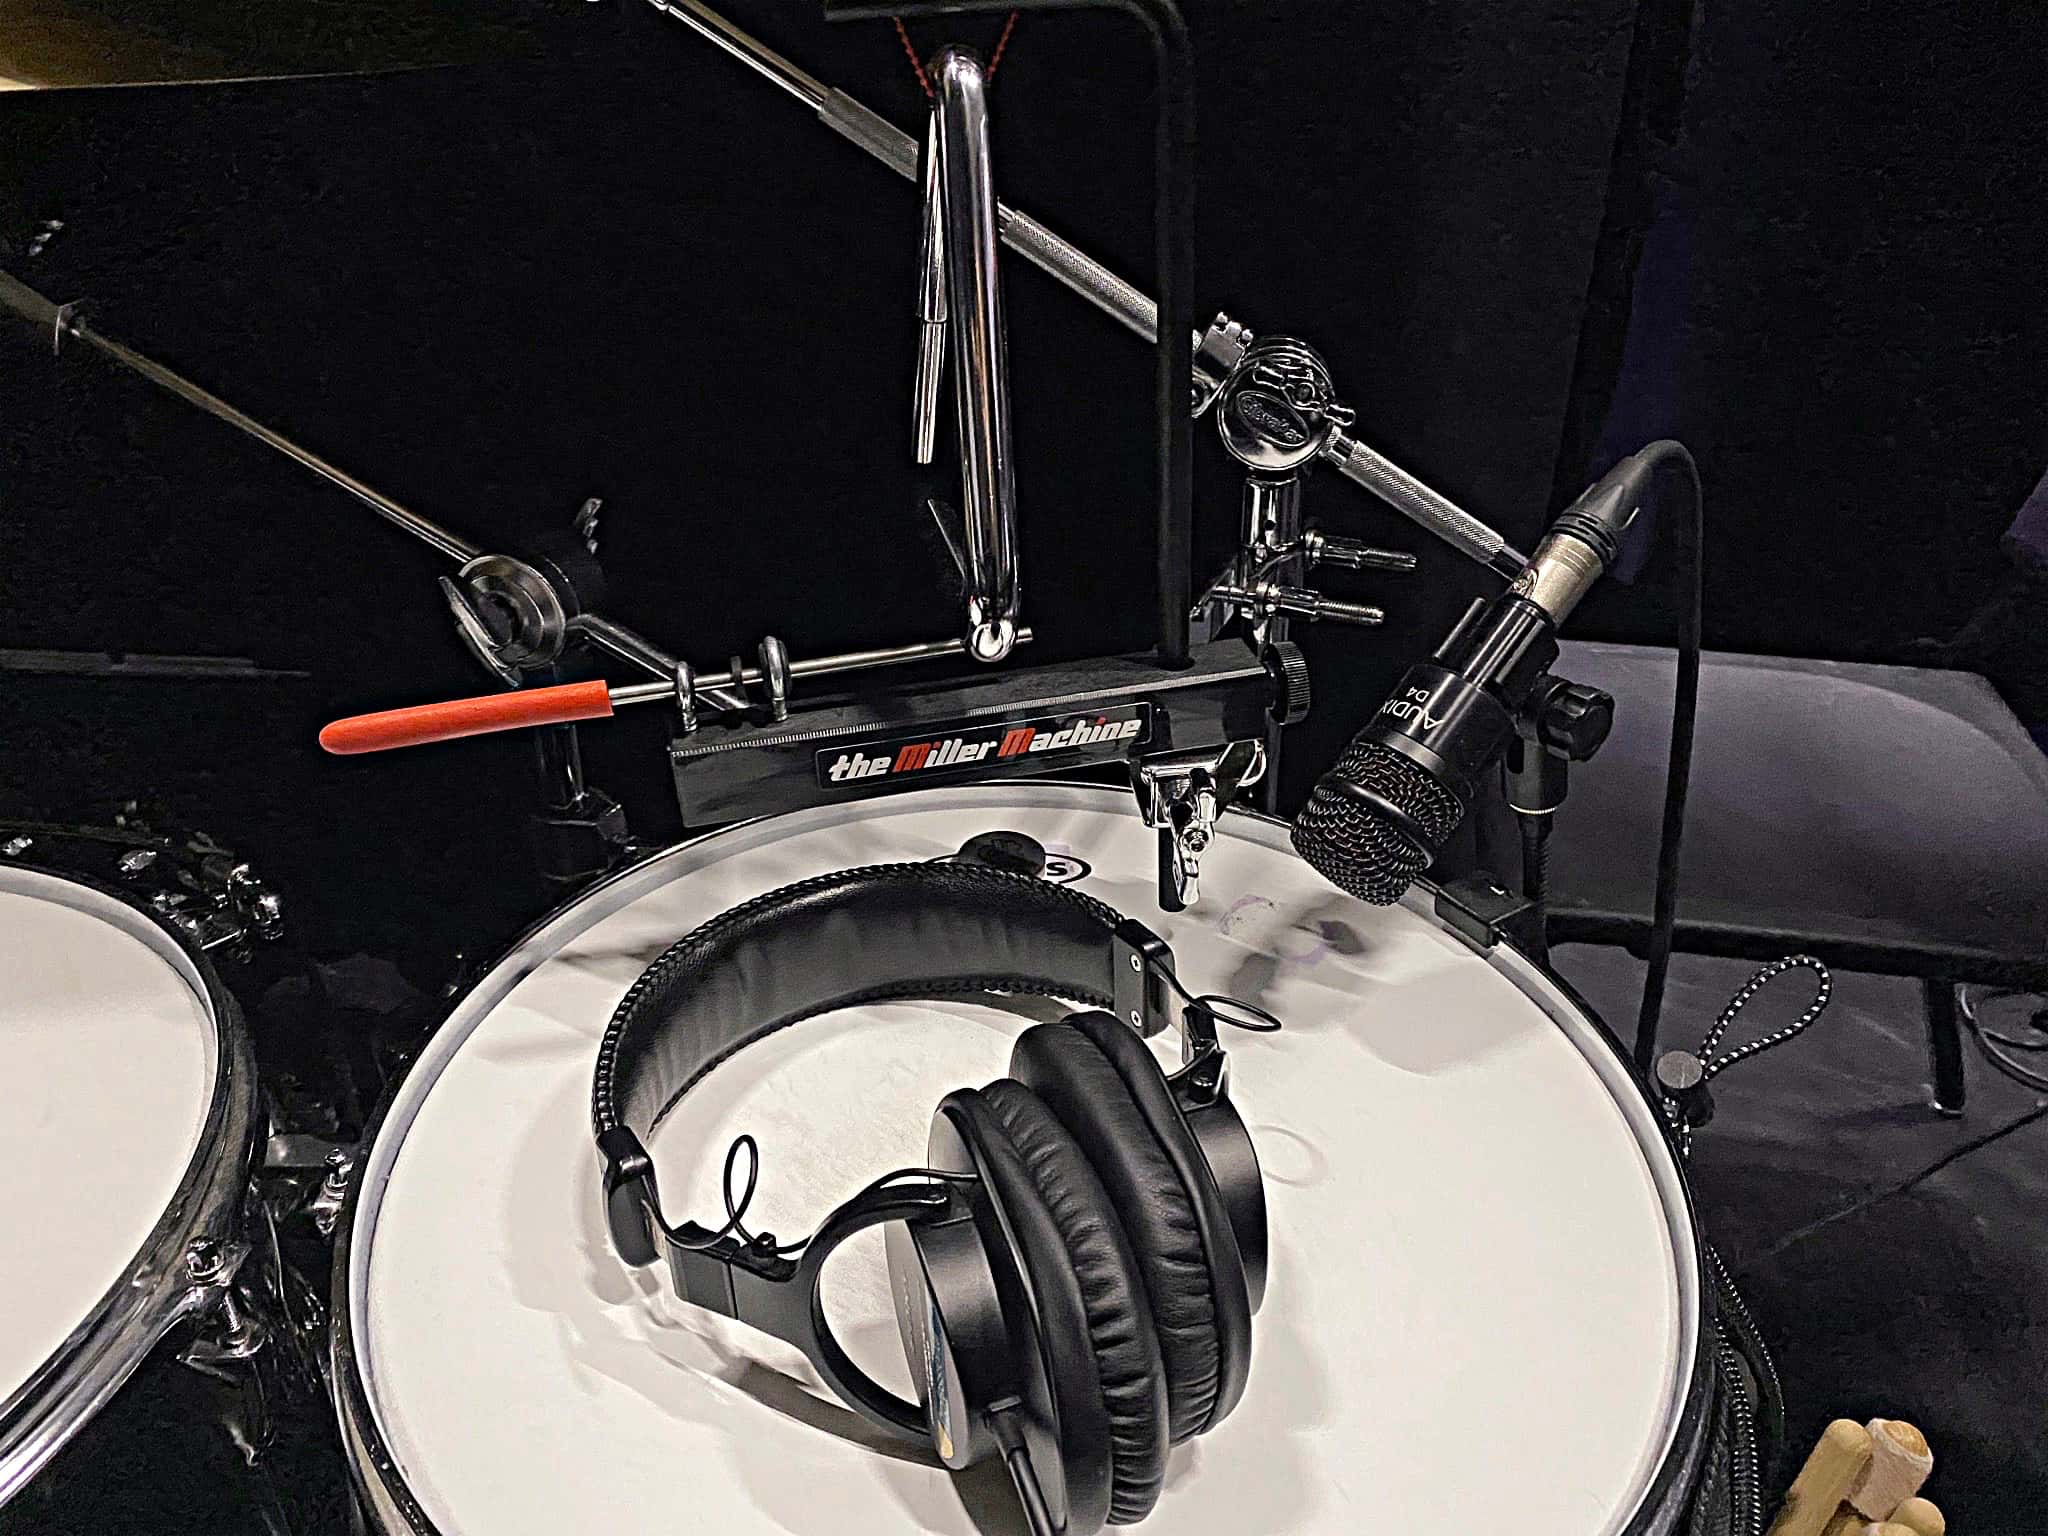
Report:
1630,438,1705,1074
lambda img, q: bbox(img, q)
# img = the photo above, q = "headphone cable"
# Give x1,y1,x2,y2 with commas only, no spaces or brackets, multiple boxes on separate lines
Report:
987,1400,1058,1536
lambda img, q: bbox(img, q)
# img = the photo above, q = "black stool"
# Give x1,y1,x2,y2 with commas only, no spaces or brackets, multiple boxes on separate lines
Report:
1543,642,2048,1113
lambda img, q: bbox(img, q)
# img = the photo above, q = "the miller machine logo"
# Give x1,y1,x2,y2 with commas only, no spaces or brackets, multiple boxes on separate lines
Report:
817,704,1152,790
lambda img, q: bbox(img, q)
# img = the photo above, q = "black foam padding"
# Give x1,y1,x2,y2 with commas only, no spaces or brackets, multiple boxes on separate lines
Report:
1292,739,1464,904
1012,1022,1218,1440
979,1079,1169,1526
1011,1017,1244,1442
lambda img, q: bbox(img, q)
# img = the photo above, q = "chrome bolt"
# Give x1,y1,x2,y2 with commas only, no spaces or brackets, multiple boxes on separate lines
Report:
186,1238,225,1284
321,1148,352,1197
1,836,31,857
117,848,159,877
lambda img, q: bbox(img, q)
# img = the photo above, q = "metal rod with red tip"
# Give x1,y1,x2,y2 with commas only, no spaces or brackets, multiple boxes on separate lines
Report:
319,629,1032,754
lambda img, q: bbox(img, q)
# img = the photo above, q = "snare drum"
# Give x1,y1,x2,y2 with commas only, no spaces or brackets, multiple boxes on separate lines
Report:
334,783,1716,1535
0,861,260,1502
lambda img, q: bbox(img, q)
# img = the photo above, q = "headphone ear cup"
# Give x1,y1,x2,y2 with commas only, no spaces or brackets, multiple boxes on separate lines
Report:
1011,1012,1257,1437
941,1081,1171,1530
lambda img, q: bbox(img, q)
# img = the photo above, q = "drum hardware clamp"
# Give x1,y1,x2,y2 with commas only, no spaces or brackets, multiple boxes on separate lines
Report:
143,859,284,959
1196,334,1418,649
1134,737,1266,912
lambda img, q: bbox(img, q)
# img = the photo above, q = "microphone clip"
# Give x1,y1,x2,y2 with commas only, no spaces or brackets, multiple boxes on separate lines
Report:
1504,673,1616,817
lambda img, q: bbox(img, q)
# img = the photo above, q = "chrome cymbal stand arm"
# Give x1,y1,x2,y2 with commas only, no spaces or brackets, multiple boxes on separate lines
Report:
0,271,480,564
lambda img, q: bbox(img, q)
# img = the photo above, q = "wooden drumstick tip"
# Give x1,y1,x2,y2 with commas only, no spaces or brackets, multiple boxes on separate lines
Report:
1888,1497,1945,1536
1821,1517,1928,1536
1768,1419,1875,1536
1849,1418,1934,1520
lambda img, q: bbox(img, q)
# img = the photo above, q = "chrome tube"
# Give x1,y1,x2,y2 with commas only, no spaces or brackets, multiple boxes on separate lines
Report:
912,113,949,466
933,48,1020,663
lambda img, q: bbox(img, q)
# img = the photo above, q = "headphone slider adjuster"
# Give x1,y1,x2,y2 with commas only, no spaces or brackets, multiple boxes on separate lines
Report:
1112,918,1176,1037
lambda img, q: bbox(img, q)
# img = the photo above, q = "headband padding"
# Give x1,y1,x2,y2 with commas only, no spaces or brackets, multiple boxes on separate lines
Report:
593,863,1123,1140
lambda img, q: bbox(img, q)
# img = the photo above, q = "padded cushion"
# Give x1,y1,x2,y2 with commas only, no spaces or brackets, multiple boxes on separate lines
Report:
594,863,1122,1139
1065,1011,1257,1428
980,1079,1169,1525
1011,1018,1221,1442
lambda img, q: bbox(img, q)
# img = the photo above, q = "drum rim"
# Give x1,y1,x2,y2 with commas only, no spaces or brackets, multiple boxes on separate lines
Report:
0,862,260,1506
330,782,1712,1536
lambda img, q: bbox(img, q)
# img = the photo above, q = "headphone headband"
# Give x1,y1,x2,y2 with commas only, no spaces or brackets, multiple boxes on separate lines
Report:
593,862,1179,1266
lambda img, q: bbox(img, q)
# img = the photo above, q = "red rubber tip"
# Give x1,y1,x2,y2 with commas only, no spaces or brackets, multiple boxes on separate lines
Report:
319,679,615,755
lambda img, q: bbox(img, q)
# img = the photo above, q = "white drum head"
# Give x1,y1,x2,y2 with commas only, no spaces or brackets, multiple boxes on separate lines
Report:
0,868,217,1409
349,785,1695,1535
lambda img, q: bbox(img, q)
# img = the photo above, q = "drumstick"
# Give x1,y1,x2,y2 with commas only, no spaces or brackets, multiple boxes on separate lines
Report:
1889,1497,1946,1536
1849,1420,1933,1520
1768,1420,1875,1536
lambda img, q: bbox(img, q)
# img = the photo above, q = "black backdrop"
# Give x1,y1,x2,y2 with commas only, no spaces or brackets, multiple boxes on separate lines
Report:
1,0,2042,971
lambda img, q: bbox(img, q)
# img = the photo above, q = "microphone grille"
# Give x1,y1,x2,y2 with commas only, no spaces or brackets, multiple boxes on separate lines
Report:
1291,739,1465,905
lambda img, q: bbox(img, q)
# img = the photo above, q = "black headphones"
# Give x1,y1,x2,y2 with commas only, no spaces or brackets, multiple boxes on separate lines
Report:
593,861,1270,1535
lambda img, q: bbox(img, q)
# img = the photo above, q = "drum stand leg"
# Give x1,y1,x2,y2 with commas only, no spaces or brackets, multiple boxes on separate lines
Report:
1922,977,1966,1116
527,721,633,890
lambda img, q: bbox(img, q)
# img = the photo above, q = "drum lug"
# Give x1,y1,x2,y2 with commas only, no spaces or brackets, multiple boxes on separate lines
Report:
181,1237,270,1367
178,1225,328,1468
309,1146,357,1238
1132,738,1266,911
262,1132,358,1237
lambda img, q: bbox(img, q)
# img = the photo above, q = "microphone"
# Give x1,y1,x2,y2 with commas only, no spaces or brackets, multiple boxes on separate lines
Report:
1292,447,1655,903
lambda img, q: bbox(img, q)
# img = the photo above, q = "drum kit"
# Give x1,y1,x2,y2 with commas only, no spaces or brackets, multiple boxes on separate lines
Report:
1,4,1781,1534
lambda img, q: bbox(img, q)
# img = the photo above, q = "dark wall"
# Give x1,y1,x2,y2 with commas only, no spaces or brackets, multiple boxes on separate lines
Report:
0,0,1631,964
1566,0,2048,670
